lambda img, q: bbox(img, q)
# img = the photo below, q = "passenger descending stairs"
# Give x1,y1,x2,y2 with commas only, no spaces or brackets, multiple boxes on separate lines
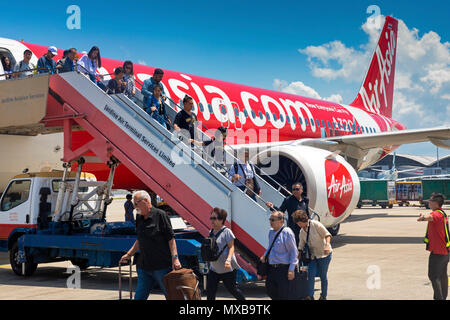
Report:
45,71,288,272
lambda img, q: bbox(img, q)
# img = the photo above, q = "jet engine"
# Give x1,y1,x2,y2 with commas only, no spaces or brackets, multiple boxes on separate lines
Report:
256,145,360,230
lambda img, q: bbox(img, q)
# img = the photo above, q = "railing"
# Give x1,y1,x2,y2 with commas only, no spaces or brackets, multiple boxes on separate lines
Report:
1,65,320,219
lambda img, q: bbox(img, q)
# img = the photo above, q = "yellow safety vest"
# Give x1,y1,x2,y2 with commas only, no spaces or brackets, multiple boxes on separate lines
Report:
424,209,450,252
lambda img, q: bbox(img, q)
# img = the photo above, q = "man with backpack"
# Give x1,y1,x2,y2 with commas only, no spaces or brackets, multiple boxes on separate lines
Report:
417,193,449,300
228,150,261,201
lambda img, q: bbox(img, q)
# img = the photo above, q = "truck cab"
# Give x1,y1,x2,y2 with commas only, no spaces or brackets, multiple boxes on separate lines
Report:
0,171,94,252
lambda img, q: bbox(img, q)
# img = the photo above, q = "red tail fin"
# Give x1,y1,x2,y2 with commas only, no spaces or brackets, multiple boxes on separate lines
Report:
350,16,398,117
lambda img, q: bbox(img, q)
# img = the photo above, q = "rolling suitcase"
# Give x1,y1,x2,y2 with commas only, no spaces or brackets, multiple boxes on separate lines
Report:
163,268,201,300
288,264,309,300
118,260,133,300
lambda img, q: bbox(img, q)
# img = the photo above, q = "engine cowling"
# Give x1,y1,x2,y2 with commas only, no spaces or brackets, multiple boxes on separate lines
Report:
256,145,360,228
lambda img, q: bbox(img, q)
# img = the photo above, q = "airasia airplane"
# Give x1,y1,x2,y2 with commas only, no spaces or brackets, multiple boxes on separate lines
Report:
0,16,449,227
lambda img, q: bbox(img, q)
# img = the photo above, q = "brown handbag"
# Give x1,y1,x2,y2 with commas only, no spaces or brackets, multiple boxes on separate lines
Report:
163,268,202,300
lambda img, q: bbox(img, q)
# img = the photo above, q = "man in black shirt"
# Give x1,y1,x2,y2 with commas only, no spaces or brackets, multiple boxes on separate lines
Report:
120,190,181,300
174,95,198,141
266,182,309,245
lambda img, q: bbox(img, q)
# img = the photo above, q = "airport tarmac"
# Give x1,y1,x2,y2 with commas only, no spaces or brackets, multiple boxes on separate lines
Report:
0,199,448,300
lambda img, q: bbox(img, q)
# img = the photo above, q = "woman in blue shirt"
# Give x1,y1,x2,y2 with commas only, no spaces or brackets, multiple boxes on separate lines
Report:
145,84,170,128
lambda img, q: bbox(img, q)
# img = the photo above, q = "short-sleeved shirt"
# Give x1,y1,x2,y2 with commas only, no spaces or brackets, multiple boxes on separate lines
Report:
106,79,125,94
174,109,198,139
228,162,255,187
37,56,57,74
61,58,75,73
135,207,175,271
298,220,332,259
14,60,34,78
427,210,449,255
275,195,310,227
209,227,240,274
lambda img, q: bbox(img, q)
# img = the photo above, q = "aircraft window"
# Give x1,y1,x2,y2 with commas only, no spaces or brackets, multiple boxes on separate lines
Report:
251,110,256,118
266,112,270,120
259,111,263,119
316,119,320,127
1,180,31,211
208,104,213,114
356,125,360,132
327,121,331,128
286,116,290,123
305,118,309,126
243,109,249,118
298,116,302,124
338,123,342,129
279,114,284,122
361,126,365,133
310,119,315,126
272,113,278,121
220,105,227,115
198,103,204,113
293,117,297,124
234,107,239,117
322,120,325,127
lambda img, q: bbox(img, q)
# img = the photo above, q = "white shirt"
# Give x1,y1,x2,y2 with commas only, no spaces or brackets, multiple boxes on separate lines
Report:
77,54,98,76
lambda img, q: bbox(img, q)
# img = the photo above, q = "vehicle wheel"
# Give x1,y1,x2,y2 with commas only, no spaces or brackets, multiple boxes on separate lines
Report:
70,258,89,270
381,205,386,209
388,204,393,209
399,203,403,207
327,224,340,236
10,242,37,277
357,203,362,209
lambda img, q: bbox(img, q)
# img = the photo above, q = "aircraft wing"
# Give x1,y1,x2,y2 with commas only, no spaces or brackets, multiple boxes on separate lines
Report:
297,126,450,151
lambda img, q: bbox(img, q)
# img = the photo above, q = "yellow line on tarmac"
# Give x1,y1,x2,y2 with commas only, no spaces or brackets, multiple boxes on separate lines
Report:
0,265,11,269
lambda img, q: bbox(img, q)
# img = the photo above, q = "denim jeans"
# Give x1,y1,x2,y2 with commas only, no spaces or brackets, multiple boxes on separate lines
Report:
307,253,332,299
134,267,171,300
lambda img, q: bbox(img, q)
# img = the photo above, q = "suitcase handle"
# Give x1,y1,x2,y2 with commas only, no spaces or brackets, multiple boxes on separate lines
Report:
118,259,133,300
175,273,201,300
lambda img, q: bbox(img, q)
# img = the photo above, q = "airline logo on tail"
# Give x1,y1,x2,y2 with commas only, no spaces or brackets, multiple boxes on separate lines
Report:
351,16,398,118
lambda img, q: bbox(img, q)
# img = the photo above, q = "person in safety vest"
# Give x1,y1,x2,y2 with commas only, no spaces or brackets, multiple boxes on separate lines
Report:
417,193,449,300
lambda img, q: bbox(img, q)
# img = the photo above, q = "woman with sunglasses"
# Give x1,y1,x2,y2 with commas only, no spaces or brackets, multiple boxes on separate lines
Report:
206,208,245,300
122,60,136,97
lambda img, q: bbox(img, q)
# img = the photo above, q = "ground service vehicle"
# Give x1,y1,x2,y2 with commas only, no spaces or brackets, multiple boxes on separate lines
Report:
357,180,395,209
0,169,259,284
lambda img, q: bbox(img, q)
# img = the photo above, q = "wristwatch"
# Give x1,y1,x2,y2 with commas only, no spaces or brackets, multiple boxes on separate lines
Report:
172,254,179,259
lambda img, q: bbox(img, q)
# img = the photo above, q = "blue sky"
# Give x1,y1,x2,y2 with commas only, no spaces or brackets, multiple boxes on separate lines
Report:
1,0,449,157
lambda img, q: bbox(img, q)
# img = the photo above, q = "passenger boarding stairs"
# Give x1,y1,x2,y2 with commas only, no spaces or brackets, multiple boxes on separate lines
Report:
1,71,290,273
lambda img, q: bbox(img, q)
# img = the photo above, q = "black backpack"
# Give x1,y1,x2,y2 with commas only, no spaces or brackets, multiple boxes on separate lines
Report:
201,227,227,262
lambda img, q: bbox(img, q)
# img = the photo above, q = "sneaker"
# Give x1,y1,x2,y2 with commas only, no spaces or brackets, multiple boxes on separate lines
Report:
319,296,326,300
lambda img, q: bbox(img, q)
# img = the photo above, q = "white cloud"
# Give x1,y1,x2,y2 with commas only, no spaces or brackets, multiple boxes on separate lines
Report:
273,78,343,104
137,60,147,66
294,15,450,131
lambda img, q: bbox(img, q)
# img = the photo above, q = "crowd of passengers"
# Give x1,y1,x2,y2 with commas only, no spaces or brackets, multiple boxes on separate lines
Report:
2,45,335,301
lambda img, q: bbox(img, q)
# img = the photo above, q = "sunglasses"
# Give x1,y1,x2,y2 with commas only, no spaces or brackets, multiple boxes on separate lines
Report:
269,218,281,222
292,188,302,191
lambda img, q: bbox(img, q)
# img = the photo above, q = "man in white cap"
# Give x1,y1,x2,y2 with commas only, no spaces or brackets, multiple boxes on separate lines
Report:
37,46,60,74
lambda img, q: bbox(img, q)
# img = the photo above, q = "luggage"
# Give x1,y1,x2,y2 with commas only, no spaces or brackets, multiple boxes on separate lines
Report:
163,268,202,300
288,264,309,300
118,260,133,300
201,228,227,262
